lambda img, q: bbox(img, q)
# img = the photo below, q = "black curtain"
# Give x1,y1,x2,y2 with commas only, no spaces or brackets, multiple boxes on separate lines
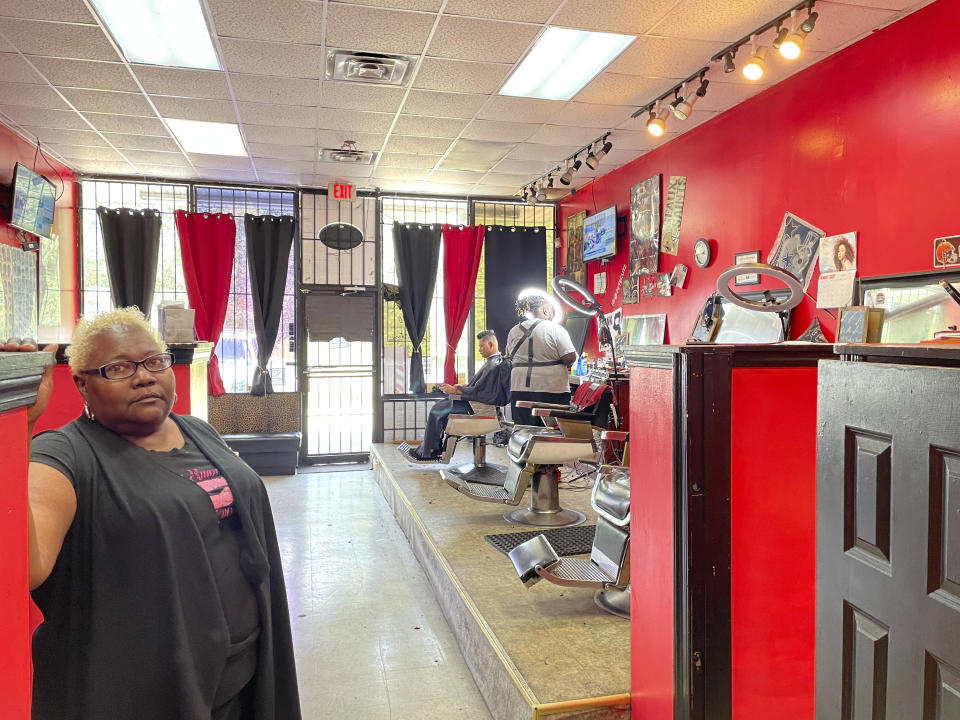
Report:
393,222,441,395
245,214,295,395
97,206,162,317
483,225,548,347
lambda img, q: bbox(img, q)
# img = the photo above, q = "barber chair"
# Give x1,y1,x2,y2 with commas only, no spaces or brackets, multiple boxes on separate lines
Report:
507,460,631,618
518,381,618,431
445,424,595,527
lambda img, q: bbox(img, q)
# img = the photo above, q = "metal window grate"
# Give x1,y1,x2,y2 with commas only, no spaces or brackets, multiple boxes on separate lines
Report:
195,186,297,393
301,192,377,287
79,179,189,318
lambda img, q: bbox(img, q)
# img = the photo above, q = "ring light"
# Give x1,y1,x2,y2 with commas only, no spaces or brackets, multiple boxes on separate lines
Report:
715,262,804,312
551,275,601,317
518,287,565,322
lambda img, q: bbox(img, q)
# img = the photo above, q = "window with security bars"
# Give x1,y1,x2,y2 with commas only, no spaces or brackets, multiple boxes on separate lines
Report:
80,179,189,318
381,197,469,396
473,201,556,364
195,186,297,393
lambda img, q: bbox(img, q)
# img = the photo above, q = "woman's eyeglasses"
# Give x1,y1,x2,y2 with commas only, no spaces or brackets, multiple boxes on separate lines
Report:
83,352,174,380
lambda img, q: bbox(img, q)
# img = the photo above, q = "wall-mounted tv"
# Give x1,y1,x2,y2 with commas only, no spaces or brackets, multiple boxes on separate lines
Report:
10,163,56,240
582,205,616,262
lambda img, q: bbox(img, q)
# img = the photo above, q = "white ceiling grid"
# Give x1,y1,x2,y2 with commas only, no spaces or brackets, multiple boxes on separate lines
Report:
0,0,934,197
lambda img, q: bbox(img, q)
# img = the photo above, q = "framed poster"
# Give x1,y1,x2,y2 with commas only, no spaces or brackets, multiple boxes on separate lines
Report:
622,313,667,346
661,175,686,255
734,250,761,285
629,174,661,276
566,211,587,285
767,211,824,290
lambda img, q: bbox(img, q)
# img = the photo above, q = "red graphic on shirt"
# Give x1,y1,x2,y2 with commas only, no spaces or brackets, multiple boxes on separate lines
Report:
188,467,235,519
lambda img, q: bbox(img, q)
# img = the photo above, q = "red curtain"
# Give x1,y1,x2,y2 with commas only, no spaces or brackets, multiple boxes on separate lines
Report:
442,224,485,385
174,210,236,395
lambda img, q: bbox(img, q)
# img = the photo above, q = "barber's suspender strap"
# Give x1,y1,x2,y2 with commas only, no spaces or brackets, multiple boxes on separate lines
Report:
507,320,564,388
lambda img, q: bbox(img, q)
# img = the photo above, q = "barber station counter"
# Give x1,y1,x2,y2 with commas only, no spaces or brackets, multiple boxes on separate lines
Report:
32,342,213,433
627,343,831,720
0,351,53,718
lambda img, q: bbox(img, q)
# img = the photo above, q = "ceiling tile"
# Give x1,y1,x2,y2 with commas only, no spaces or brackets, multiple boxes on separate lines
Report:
238,101,318,128
607,36,727,78
384,135,452,154
0,0,94,22
325,5,435,55
70,159,137,175
443,0,562,23
608,129,675,151
132,66,231,99
314,161,375,179
401,90,488,119
492,157,557,175
472,185,518,198
378,152,442,169
551,102,633,127
316,108,395,133
253,158,314,174
189,154,253,170
53,144,125,161
527,124,607,145
152,96,238,123
476,96,567,124
245,124,316,146
0,82,68,110
135,164,198,179
481,171,537,186
649,0,803,43
232,74,319,105
461,119,539,142
374,167,429,181
102,132,180,152
247,142,316,161
194,169,257,183
258,173,303,186
0,53,44,84
830,0,930,10
801,3,899,52
429,169,485,184
329,0,442,10
392,115,468,138
320,82,405,113
121,149,189,166
317,130,386,151
60,88,154,116
552,0,667,35
29,57,139,92
82,112,170,136
0,104,88,130
687,79,763,112
5,19,119,62
23,126,106,147
208,0,324,44
414,58,511,94
573,72,674,106
220,38,325,79
506,143,578,161
427,17,539,64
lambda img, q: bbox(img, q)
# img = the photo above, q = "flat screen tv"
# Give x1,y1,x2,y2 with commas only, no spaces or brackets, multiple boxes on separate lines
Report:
10,162,56,240
582,205,616,262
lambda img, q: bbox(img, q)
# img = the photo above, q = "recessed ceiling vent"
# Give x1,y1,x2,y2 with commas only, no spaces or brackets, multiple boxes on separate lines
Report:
321,141,376,164
325,50,416,86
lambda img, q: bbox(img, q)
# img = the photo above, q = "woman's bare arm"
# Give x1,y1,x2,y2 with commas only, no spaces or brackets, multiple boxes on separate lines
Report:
28,463,77,590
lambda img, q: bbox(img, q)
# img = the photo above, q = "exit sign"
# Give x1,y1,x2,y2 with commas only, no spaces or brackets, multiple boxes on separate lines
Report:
329,181,355,200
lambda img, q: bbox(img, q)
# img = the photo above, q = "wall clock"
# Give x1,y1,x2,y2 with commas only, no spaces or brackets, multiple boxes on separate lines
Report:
694,238,712,268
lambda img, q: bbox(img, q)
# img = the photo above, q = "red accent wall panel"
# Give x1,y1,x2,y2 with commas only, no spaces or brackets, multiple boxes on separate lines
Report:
0,406,31,720
630,365,675,719
559,0,959,353
730,367,818,720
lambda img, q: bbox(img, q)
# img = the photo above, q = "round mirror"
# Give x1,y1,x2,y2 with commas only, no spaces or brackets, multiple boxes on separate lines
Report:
318,222,364,250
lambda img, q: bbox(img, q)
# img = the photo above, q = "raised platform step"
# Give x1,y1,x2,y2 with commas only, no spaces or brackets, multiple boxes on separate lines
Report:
370,443,630,720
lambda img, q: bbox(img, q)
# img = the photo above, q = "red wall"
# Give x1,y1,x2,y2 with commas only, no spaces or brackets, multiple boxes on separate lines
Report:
560,0,960,350
0,122,78,324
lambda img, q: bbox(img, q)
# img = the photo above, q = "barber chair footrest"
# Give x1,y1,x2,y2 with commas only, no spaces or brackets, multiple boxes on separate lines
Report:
594,586,631,619
442,463,506,486
397,442,440,464
445,474,513,502
503,506,585,528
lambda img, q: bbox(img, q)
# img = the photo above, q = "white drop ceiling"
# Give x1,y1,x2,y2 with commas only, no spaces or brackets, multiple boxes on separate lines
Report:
0,0,934,198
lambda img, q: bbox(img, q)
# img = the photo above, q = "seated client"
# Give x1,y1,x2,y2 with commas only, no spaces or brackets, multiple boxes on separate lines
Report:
410,329,509,460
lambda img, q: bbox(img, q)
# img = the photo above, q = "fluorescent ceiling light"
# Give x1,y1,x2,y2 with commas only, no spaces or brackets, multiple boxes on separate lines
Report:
499,27,635,101
90,0,220,70
165,119,247,156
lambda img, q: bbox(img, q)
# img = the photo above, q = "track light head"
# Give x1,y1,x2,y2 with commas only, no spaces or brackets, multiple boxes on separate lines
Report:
799,10,818,34
646,107,667,137
528,183,538,203
723,52,736,73
596,139,613,160
584,145,599,170
696,78,709,98
571,156,582,172
671,97,694,120
546,175,554,188
521,186,529,201
742,40,767,81
535,183,547,202
772,24,788,49
779,30,804,59
559,161,573,186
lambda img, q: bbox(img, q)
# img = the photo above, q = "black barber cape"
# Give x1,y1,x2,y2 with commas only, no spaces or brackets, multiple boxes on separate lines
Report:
457,352,510,406
30,413,301,720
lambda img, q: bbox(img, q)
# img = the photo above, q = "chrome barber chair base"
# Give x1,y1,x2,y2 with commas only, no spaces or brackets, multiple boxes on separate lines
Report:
503,506,586,528
594,586,630,619
442,463,507,486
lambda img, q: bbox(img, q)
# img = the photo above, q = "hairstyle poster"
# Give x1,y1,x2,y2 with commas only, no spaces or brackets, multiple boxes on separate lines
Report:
933,235,960,269
629,174,661,276
621,276,639,304
767,211,825,290
820,232,857,273
566,210,587,285
660,175,687,255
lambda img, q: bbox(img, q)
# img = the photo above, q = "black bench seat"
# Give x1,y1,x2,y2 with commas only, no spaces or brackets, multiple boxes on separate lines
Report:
222,432,301,476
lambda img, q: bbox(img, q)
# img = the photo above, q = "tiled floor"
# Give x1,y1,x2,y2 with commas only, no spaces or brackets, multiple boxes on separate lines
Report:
263,469,493,720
